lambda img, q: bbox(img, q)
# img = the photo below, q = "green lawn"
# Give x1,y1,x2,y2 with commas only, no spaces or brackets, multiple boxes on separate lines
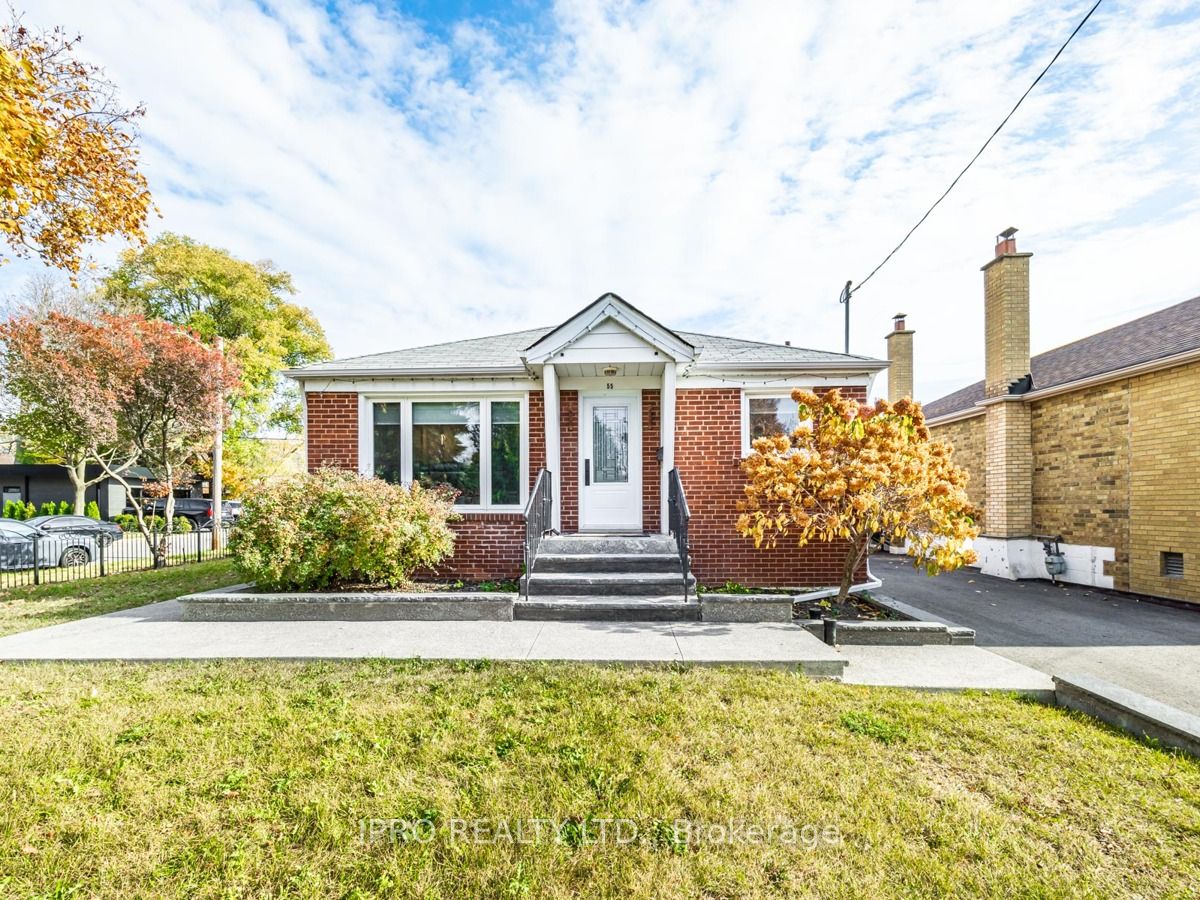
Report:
0,559,239,637
0,661,1196,898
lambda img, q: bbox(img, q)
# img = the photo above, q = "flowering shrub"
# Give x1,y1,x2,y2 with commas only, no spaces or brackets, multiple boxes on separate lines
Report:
230,468,460,591
738,389,979,600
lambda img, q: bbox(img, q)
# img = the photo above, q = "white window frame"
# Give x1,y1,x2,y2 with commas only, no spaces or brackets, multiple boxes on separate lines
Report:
740,388,810,456
360,393,529,512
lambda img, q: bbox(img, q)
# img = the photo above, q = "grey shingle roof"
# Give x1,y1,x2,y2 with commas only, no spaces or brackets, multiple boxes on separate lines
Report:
291,324,883,375
924,295,1200,420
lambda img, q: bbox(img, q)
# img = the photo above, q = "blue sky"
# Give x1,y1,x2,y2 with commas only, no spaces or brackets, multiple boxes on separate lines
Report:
8,0,1200,401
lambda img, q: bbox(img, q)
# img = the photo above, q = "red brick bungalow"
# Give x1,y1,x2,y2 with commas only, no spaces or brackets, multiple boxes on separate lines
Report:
288,294,886,588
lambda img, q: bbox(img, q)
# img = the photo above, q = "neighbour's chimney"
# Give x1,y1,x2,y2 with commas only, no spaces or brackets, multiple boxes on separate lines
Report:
884,313,914,402
982,227,1034,543
984,227,1032,398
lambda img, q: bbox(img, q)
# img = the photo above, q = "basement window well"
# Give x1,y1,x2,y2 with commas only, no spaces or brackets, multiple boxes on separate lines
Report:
1161,551,1185,579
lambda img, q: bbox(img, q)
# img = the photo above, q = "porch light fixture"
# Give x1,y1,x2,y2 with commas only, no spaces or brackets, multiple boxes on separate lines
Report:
602,366,619,376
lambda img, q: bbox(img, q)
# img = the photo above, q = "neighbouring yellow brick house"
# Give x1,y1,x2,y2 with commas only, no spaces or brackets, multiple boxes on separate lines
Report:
917,229,1200,606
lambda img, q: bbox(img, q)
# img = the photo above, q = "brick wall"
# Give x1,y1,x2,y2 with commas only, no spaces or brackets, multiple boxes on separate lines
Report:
928,361,1200,605
642,388,661,532
674,386,867,587
559,391,579,533
1129,363,1200,603
1030,382,1131,588
432,513,525,580
528,391,546,480
929,414,986,526
306,392,358,471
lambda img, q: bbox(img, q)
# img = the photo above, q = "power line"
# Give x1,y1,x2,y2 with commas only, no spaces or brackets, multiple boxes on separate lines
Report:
849,0,1104,296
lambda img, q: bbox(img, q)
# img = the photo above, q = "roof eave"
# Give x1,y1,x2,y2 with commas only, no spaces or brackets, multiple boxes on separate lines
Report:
286,365,530,380
688,360,888,373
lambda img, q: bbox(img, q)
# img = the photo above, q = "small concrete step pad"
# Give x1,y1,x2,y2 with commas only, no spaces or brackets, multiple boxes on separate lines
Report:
535,553,681,574
525,571,695,597
515,597,700,622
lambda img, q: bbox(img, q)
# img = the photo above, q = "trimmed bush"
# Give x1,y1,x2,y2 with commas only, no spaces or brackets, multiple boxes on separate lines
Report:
111,513,191,533
85,501,101,520
230,468,459,591
39,501,57,517
2,500,20,520
58,500,70,515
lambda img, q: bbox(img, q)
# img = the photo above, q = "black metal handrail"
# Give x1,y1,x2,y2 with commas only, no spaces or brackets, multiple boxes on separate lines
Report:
667,467,691,600
523,469,553,599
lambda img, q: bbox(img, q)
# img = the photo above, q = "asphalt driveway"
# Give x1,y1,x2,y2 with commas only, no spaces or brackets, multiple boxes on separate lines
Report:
871,553,1200,715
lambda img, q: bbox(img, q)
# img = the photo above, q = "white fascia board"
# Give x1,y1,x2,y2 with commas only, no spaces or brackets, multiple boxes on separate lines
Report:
523,296,695,364
687,359,887,373
286,365,526,381
300,375,537,393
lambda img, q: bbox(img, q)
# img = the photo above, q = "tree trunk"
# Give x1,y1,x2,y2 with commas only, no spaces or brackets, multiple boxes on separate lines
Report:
156,479,174,569
836,533,870,602
69,458,87,515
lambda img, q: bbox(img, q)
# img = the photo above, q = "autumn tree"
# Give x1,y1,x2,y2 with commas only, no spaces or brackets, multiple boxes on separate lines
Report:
0,312,142,512
100,317,239,564
737,389,979,602
1,18,151,275
101,233,330,493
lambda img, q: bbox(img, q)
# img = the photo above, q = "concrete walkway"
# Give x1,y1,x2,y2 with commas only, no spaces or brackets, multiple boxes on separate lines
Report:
0,598,1055,697
872,554,1200,715
0,600,844,675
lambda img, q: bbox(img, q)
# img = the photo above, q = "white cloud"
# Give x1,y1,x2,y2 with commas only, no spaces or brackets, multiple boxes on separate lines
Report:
11,0,1200,402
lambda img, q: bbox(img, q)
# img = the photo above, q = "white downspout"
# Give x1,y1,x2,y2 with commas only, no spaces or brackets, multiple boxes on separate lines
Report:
543,363,562,532
659,361,677,535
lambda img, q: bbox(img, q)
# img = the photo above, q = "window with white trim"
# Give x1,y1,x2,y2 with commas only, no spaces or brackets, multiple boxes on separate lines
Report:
741,391,807,454
366,396,527,510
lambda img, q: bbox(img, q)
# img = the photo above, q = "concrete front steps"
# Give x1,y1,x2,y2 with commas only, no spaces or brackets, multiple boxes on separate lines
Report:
517,534,696,621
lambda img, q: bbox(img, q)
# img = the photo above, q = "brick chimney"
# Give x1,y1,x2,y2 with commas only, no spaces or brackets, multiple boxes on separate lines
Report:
982,227,1033,545
884,313,914,402
984,227,1032,398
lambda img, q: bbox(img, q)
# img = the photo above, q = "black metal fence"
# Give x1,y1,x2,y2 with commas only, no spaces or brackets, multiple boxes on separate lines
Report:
0,525,234,590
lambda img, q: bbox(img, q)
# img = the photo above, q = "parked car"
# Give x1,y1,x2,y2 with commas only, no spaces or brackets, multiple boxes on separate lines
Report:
27,515,124,547
0,519,99,570
124,498,218,527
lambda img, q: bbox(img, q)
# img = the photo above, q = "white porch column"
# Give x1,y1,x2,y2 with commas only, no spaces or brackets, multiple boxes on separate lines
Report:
659,361,677,535
542,362,562,532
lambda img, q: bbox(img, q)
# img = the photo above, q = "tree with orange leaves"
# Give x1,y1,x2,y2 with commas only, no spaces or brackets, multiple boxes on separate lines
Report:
1,17,151,275
737,389,979,602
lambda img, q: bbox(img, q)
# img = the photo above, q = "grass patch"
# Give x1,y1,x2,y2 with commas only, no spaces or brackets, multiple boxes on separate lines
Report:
0,661,1196,897
840,710,910,745
0,559,239,637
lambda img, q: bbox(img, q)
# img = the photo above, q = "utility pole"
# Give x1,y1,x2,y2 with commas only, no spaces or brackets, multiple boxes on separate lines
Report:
211,336,223,550
838,280,852,354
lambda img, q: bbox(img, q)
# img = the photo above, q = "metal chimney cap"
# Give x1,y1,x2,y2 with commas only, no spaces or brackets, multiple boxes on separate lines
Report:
998,226,1018,240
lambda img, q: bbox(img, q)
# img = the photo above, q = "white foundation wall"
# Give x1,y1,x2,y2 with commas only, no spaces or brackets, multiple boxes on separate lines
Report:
887,535,1114,589
973,536,1114,588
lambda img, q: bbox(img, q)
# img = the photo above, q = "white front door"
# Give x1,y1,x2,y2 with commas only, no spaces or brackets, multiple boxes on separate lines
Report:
580,393,642,531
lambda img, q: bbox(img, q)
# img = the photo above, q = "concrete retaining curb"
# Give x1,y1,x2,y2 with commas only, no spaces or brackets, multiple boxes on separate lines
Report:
179,585,514,622
1053,674,1200,757
699,594,792,622
857,592,976,644
798,618,974,645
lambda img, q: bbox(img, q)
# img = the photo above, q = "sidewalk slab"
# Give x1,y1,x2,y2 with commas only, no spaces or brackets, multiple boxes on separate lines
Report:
838,645,1056,699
